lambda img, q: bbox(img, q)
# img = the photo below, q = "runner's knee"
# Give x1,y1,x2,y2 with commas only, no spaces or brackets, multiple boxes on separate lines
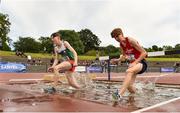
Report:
126,68,135,74
53,67,59,72
128,86,136,93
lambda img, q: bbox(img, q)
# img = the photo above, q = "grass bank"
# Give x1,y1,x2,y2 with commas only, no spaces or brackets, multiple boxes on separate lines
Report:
1,50,180,61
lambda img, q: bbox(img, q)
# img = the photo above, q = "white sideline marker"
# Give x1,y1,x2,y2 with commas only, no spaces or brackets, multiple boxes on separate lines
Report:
75,66,86,72
148,51,165,56
99,56,109,61
131,97,180,113
9,79,42,82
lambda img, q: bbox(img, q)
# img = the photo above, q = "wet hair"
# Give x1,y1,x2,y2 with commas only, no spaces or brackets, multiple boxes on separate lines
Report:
51,32,61,38
111,28,123,38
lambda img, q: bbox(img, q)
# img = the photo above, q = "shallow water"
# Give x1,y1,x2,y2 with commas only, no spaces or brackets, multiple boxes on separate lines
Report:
10,79,179,109
1,75,180,109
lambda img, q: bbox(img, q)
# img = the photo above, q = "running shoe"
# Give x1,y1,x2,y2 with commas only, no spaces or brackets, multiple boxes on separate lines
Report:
112,89,122,101
43,86,56,94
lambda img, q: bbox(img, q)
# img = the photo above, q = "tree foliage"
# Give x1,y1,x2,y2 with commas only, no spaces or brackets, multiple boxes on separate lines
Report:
163,45,173,51
0,13,11,50
152,45,159,51
58,30,85,54
174,44,180,50
97,45,120,58
78,29,101,53
14,37,41,53
38,36,53,53
104,45,119,54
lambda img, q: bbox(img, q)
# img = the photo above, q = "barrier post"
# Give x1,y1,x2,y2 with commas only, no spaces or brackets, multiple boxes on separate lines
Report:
99,56,110,81
107,59,110,81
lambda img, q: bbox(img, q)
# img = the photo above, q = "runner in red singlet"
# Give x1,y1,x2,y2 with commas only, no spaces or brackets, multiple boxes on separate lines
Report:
110,28,148,101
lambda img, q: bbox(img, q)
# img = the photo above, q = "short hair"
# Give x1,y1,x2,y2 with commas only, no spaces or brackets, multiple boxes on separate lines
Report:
111,28,123,38
51,32,61,38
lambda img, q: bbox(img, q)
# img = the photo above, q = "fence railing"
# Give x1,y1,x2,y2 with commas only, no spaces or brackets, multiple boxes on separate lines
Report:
26,64,180,73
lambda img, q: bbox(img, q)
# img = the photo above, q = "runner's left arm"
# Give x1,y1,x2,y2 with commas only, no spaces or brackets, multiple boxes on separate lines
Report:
129,38,147,64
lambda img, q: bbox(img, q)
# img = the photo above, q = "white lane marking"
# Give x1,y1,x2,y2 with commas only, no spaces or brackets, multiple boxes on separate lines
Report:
131,97,180,113
9,79,42,82
96,74,170,79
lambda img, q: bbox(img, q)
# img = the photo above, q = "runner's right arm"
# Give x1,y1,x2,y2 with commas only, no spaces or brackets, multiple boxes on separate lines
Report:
51,47,59,67
48,48,59,72
118,48,127,61
112,48,126,63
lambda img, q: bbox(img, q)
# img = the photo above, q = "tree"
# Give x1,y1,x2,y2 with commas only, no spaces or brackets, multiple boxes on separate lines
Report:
0,13,11,50
163,45,173,51
152,45,159,51
38,36,53,53
97,45,120,57
78,29,101,53
13,37,41,53
174,44,180,50
158,47,163,51
104,45,119,54
58,30,84,54
144,47,153,52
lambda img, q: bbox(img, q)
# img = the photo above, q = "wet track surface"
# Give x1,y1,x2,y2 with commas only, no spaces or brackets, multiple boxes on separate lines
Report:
0,72,180,112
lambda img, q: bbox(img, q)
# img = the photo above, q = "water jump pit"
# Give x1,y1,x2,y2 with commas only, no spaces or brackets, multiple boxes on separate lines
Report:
0,72,180,112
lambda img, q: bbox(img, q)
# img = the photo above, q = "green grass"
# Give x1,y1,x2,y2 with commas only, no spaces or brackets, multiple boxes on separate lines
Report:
1,50,179,61
0,50,96,60
147,58,180,62
78,56,96,60
0,50,52,58
0,51,15,56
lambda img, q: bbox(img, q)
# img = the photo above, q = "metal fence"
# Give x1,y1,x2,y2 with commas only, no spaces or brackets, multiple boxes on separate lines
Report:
26,64,180,73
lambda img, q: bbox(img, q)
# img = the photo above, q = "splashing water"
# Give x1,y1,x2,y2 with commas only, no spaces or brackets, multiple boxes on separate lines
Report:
3,70,178,109
73,72,94,88
135,81,155,92
136,74,170,92
3,77,180,109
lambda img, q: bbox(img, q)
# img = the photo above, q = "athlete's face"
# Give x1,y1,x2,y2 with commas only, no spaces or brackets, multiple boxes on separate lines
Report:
52,36,61,45
114,35,120,42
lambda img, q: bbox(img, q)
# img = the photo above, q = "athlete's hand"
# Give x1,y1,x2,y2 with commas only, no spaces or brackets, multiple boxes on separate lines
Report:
120,55,127,61
73,62,78,67
47,66,54,72
110,59,119,64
